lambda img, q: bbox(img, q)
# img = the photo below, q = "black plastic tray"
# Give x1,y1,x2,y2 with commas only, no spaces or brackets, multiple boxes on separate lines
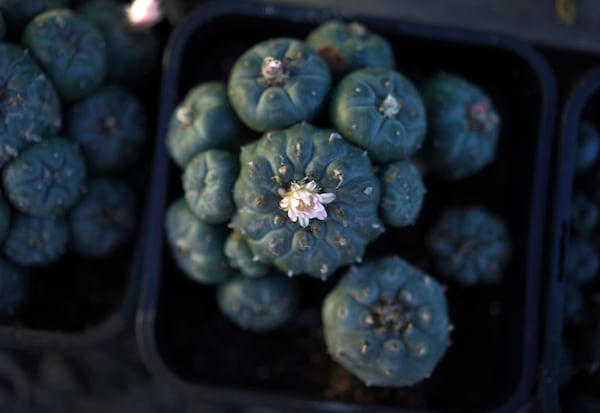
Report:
137,1,557,412
539,69,600,413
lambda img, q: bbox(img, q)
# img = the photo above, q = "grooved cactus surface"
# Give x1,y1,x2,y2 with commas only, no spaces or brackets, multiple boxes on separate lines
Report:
576,122,600,175
232,123,383,279
420,72,500,180
305,20,394,77
2,213,68,267
183,149,239,224
217,274,298,332
331,68,426,163
68,85,145,172
2,137,87,217
0,191,9,244
22,9,107,101
0,0,67,31
69,177,136,257
565,238,599,286
570,193,598,237
78,0,159,86
165,197,233,285
167,82,241,169
0,43,62,168
322,256,451,387
379,161,426,227
0,257,29,313
224,231,268,278
427,206,511,286
227,38,332,132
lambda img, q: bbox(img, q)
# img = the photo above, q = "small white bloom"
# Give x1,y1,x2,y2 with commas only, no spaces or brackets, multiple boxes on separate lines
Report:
279,180,335,227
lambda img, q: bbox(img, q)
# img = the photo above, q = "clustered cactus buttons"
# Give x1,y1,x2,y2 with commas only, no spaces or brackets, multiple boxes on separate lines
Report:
217,274,298,332
67,85,145,173
331,68,427,163
224,231,268,278
322,256,451,386
305,21,394,77
78,0,159,87
22,9,107,101
183,149,239,224
0,257,29,315
167,82,241,169
2,137,86,217
227,38,332,132
2,213,68,267
0,43,62,168
232,123,383,279
165,198,233,285
570,193,598,237
420,72,500,180
378,161,426,227
576,122,600,175
427,206,511,286
564,238,599,285
68,177,136,257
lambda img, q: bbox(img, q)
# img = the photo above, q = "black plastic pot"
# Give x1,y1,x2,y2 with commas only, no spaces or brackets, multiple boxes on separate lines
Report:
137,1,557,412
539,69,600,413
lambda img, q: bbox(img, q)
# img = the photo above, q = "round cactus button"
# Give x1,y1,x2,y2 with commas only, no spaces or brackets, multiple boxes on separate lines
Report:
378,161,426,227
224,232,268,278
322,256,451,387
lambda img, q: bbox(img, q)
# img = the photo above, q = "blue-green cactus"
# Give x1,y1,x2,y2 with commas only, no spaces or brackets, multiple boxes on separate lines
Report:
232,123,384,279
165,198,233,285
427,206,512,286
227,38,332,132
322,256,451,386
0,0,67,32
571,193,598,237
183,149,239,224
565,238,599,285
0,43,62,168
217,273,298,332
0,191,9,244
563,282,583,321
166,82,241,169
576,122,600,175
69,177,136,257
2,137,87,217
67,85,145,173
331,68,426,163
78,0,160,87
305,21,394,77
2,213,68,267
224,231,268,278
0,258,29,315
379,161,426,227
22,9,107,101
420,72,500,180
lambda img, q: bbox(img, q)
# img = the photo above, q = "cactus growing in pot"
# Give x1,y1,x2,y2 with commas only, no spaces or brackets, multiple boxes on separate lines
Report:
231,122,383,279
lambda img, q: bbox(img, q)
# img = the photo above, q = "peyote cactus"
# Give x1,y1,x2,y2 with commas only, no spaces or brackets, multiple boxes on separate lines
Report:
0,258,29,315
227,37,332,132
22,9,107,101
420,72,500,180
67,85,145,173
331,68,427,163
165,198,233,285
576,122,600,175
570,192,598,237
183,149,239,224
378,161,426,227
217,273,298,332
0,191,9,244
0,0,68,32
78,0,160,87
2,137,87,217
564,238,599,286
0,43,62,168
305,20,394,77
231,123,383,279
2,213,68,267
224,231,269,278
166,82,241,169
68,177,136,257
322,256,451,387
426,206,512,286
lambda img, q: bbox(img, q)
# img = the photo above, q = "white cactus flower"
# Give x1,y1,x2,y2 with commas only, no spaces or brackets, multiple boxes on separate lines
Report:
279,180,335,228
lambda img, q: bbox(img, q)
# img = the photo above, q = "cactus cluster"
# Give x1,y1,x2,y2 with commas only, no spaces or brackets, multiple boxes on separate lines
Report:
0,1,160,317
163,18,512,389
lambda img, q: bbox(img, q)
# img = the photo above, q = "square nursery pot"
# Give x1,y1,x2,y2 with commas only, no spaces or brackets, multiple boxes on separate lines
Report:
137,1,557,412
539,69,600,413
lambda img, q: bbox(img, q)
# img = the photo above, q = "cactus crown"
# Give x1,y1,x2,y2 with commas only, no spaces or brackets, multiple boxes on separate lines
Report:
378,93,402,118
279,179,336,228
467,100,499,132
261,56,290,87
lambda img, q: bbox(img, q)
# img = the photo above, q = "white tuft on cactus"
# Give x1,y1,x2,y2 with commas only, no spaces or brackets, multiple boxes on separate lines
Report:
279,180,335,227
